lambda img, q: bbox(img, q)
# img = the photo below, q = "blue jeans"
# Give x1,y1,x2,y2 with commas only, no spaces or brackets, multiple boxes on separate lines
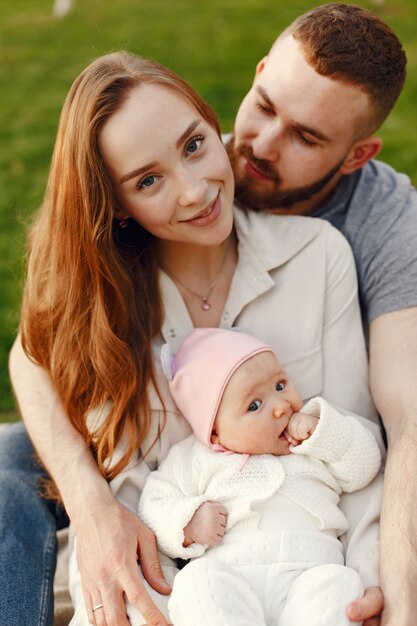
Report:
0,422,69,626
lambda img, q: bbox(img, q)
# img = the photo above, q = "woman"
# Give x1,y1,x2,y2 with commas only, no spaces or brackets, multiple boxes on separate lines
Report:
5,51,383,626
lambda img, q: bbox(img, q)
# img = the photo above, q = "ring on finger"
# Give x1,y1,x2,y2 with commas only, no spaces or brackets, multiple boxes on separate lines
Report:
92,603,104,613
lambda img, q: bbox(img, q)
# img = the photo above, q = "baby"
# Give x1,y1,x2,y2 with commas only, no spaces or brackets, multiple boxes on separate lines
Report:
139,328,381,626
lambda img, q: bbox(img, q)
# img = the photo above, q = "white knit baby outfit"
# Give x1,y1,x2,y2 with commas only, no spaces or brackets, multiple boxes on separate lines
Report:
139,397,381,626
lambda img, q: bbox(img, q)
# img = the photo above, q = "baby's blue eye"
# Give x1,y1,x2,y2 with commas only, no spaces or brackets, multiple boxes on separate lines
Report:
248,399,262,412
276,382,285,391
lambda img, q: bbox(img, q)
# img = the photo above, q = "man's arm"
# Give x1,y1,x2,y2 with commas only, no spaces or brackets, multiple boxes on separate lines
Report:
369,307,417,626
9,335,171,626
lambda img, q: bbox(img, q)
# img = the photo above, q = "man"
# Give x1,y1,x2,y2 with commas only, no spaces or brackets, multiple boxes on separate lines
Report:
5,5,414,626
226,4,417,625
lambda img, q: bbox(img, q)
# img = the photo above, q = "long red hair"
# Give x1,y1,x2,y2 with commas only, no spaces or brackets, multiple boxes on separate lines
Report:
20,51,221,493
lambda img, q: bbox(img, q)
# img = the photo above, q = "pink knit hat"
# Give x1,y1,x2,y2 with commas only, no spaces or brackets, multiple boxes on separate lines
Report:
162,328,273,448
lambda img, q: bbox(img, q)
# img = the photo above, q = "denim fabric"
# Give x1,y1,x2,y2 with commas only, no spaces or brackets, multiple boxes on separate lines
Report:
0,422,69,626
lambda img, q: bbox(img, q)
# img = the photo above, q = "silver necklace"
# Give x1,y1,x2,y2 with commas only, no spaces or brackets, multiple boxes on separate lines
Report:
165,242,231,311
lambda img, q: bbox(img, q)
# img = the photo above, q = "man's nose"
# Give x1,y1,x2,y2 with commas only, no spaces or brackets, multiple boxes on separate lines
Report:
252,123,282,162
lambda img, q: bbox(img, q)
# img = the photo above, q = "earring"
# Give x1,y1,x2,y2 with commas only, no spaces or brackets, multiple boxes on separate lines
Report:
118,218,129,229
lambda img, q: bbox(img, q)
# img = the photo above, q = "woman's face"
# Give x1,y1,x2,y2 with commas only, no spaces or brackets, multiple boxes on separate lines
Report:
99,84,235,247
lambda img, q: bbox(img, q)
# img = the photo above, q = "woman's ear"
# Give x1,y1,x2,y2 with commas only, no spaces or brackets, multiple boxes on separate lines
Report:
340,136,383,175
114,205,130,221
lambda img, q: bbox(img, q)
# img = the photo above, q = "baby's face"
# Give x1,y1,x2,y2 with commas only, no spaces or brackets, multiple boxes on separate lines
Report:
211,351,303,455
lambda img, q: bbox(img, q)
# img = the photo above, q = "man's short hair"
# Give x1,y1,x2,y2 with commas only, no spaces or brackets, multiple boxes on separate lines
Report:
279,3,407,136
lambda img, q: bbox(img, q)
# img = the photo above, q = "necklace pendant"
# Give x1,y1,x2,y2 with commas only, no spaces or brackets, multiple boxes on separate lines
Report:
202,298,211,311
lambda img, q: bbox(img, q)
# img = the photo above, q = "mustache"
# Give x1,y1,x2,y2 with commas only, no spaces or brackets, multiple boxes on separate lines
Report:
238,144,280,182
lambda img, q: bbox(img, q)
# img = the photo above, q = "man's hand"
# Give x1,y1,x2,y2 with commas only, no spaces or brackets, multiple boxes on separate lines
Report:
183,501,228,547
347,586,383,626
75,500,171,626
284,412,318,446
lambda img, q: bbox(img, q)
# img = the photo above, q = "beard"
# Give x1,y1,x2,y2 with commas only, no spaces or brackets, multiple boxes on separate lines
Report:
226,135,345,212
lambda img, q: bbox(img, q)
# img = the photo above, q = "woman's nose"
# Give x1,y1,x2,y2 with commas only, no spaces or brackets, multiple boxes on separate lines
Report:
177,170,208,207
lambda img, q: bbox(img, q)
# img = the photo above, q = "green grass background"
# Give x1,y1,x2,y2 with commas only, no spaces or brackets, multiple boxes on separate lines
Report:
1,0,416,420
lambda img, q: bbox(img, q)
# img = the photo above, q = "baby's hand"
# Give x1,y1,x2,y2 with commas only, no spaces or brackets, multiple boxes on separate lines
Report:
183,501,228,547
284,412,318,446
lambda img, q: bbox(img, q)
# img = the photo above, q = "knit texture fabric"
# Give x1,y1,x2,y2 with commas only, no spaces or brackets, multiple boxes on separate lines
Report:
139,397,381,560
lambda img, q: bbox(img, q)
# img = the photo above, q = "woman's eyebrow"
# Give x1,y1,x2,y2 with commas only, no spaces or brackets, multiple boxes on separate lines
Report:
176,119,202,148
119,119,202,185
119,162,159,185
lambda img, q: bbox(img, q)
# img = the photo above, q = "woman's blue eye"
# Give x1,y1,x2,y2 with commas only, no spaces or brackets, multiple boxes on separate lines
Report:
186,135,204,155
140,175,155,188
137,174,158,191
248,399,262,412
276,382,285,392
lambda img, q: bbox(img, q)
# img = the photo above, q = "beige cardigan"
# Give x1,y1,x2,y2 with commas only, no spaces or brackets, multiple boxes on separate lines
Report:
69,209,384,622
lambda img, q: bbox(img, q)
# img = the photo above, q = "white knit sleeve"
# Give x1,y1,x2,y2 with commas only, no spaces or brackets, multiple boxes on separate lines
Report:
138,437,212,559
290,397,381,491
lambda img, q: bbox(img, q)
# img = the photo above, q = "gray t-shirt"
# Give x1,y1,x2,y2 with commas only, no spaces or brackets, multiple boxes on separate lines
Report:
311,159,417,326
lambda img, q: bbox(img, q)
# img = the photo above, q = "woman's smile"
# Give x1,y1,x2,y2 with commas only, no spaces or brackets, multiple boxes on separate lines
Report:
100,83,234,248
179,191,221,226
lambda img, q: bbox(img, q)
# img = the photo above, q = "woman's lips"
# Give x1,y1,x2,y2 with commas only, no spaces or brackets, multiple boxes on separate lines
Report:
181,192,221,226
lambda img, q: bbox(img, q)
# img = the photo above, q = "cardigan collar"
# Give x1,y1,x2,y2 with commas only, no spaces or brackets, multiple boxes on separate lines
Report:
160,207,318,352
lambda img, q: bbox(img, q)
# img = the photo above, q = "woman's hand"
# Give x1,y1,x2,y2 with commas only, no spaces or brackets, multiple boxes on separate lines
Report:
183,501,228,547
75,499,171,626
347,586,384,626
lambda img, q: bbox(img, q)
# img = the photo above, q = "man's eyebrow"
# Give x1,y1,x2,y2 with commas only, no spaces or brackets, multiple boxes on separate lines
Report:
256,85,330,142
119,119,202,185
256,85,276,111
119,162,159,185
176,118,202,149
295,122,330,143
